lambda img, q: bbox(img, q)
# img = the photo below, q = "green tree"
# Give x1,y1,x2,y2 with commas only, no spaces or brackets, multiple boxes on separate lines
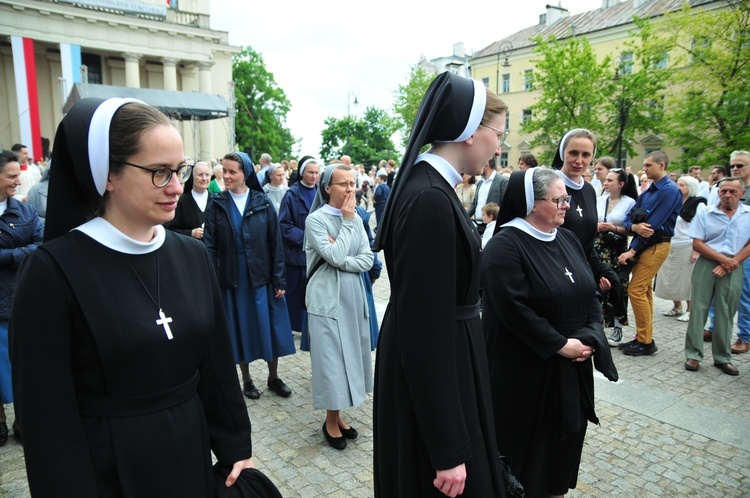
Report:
522,35,612,163
641,0,750,165
232,46,295,159
392,61,433,149
319,106,399,165
600,19,667,166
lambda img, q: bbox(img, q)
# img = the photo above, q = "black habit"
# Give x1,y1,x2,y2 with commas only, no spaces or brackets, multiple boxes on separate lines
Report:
10,230,252,496
482,225,617,497
561,176,619,286
374,164,505,497
166,190,210,237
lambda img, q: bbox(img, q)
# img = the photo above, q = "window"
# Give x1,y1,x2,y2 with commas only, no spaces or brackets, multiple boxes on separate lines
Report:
653,51,668,69
505,113,510,131
615,150,628,169
81,53,102,84
502,73,510,93
618,52,634,76
482,77,490,87
499,151,509,168
524,70,533,91
522,109,532,125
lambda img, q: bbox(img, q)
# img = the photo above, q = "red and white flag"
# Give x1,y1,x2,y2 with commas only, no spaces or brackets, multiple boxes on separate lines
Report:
11,36,42,161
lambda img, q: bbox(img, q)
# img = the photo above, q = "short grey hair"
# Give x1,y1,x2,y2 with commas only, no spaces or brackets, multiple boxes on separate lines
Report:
533,167,563,200
730,150,750,162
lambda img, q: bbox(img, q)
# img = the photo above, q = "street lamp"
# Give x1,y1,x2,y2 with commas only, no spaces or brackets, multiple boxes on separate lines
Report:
611,55,630,169
347,85,360,156
495,42,513,94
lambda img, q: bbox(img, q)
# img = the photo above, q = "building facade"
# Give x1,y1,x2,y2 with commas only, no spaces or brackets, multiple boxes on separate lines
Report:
469,0,720,171
0,0,239,162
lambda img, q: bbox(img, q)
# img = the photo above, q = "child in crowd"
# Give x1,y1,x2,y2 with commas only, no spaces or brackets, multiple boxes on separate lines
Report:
481,202,499,249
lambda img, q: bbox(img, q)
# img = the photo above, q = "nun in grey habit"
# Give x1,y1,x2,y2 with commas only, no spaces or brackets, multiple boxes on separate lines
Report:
304,163,373,450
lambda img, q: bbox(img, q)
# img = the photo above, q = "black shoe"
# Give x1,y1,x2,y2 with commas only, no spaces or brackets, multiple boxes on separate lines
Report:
11,420,21,445
323,423,346,450
618,338,637,350
339,424,358,440
243,381,260,399
267,378,292,398
622,339,658,356
0,422,7,447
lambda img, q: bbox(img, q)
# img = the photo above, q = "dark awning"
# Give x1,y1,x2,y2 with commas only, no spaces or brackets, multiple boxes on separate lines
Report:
63,83,229,120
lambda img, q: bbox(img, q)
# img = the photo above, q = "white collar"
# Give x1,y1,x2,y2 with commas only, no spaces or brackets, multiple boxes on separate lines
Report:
483,170,497,183
320,204,342,217
500,217,557,242
416,152,462,188
74,217,165,254
558,170,584,191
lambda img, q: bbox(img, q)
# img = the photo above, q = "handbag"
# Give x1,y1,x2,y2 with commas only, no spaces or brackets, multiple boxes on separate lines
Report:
300,257,326,310
600,198,625,246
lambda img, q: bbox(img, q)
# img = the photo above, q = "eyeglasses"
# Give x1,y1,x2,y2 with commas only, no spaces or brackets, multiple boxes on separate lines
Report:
730,163,747,169
535,195,572,208
480,124,510,147
329,181,357,189
120,161,193,187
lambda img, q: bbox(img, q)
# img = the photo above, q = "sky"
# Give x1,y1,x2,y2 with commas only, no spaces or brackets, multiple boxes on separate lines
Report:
209,0,604,159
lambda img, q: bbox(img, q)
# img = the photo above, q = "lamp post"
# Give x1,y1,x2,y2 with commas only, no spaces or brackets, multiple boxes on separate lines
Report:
496,42,513,94
347,85,360,157
611,55,631,169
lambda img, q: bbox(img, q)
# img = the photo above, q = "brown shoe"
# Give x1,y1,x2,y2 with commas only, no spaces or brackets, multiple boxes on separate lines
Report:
714,362,739,376
685,359,700,371
731,339,750,354
703,329,712,342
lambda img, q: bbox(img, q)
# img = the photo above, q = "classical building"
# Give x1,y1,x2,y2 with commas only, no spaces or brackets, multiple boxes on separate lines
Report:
469,0,719,170
0,0,239,162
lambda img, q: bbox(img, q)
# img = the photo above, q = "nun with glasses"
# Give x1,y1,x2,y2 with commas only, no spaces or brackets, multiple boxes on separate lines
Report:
373,72,509,497
482,167,618,498
10,98,255,495
304,163,373,450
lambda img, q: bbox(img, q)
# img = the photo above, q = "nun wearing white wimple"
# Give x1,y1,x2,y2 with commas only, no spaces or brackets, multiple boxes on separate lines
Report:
304,163,373,451
373,71,508,498
9,98,255,496
482,167,618,498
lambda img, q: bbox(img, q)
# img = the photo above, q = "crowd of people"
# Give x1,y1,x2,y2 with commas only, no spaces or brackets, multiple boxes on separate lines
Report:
0,71,748,497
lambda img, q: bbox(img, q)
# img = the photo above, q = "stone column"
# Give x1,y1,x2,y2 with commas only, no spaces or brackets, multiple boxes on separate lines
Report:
198,61,214,160
162,57,178,91
123,53,141,88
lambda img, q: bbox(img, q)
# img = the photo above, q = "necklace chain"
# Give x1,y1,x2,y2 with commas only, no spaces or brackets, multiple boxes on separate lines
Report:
122,251,160,309
122,252,174,340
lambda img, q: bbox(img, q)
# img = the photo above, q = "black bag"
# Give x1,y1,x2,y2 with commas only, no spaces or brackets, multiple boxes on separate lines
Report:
600,197,626,247
300,257,326,310
498,454,525,497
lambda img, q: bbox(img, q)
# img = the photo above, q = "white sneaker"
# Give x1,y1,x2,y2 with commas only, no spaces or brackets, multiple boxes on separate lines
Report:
608,326,623,347
677,311,691,322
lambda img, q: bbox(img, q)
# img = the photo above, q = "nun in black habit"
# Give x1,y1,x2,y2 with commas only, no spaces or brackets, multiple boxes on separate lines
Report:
373,72,508,497
550,129,621,307
482,167,618,497
10,98,255,496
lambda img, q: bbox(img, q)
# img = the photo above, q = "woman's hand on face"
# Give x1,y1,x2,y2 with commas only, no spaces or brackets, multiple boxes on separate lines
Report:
558,338,594,361
225,457,256,487
341,191,356,219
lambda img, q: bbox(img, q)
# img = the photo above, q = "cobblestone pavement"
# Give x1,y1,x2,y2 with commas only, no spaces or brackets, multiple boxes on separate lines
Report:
2,256,749,497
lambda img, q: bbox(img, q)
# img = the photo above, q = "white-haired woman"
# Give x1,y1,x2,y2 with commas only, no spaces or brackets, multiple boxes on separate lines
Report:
655,175,706,322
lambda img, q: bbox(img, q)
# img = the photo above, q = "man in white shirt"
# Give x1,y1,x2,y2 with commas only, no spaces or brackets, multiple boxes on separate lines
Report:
467,157,508,223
